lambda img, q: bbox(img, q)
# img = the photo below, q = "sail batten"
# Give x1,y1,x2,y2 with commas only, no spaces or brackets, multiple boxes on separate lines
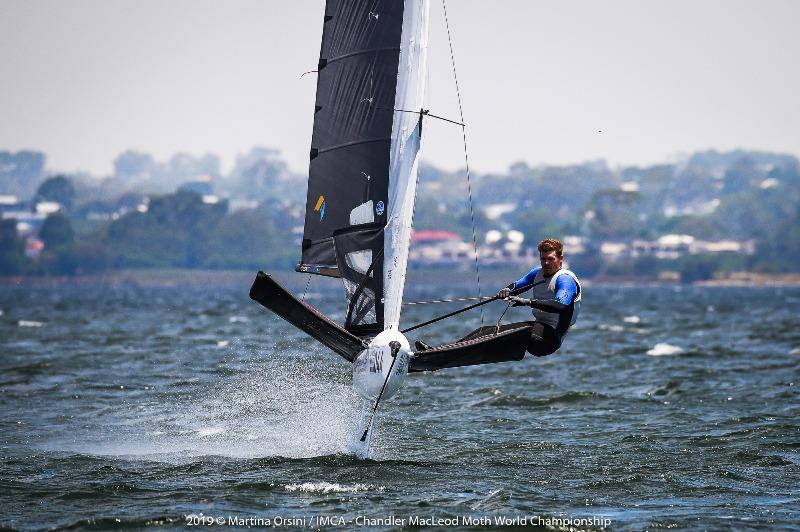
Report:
323,47,402,65
313,137,392,157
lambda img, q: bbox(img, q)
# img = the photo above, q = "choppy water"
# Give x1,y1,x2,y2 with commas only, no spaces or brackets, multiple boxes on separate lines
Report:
1,272,799,530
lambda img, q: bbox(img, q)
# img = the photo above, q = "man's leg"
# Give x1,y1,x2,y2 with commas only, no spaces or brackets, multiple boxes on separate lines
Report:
526,322,560,357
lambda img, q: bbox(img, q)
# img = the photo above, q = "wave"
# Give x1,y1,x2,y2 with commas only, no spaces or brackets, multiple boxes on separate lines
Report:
471,390,610,408
647,343,684,356
284,482,384,494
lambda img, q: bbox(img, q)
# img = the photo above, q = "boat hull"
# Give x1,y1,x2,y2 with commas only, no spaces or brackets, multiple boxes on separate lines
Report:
352,329,410,401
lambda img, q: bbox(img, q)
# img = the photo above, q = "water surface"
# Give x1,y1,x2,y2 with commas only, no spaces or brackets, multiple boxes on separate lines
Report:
1,273,798,530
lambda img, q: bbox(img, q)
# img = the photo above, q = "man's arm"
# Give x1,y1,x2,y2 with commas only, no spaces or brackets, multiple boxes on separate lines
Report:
510,267,541,292
509,274,578,313
552,274,578,305
497,267,541,298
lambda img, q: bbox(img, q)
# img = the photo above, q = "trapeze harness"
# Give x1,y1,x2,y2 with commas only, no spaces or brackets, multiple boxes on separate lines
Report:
508,267,582,356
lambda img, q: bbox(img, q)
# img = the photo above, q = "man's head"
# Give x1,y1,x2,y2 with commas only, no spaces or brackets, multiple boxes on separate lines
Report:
537,238,563,276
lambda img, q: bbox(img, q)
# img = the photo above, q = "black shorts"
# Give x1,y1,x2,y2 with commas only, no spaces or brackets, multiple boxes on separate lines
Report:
524,321,561,357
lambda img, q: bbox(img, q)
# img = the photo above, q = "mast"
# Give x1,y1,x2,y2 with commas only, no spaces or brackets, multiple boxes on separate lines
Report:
383,1,430,329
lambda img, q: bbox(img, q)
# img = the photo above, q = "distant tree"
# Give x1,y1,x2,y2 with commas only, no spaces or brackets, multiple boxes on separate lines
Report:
40,212,75,250
224,147,293,201
411,196,489,240
35,175,76,210
38,213,78,275
113,150,156,181
752,198,800,272
504,206,565,245
74,242,110,273
669,167,719,206
585,189,643,240
0,150,46,198
535,164,616,216
418,162,450,183
0,219,28,275
722,157,760,194
659,215,721,240
166,152,220,181
106,190,228,268
202,203,296,269
767,160,800,186
678,254,721,283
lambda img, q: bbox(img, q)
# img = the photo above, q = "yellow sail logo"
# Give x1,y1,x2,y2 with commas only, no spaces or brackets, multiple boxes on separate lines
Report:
314,195,326,220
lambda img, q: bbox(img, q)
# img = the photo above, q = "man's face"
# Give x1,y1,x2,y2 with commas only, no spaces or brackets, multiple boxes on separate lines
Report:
539,250,562,276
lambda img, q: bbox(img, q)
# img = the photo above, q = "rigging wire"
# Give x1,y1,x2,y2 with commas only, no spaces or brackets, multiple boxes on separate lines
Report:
301,273,312,303
495,302,512,334
403,295,493,306
388,107,464,126
442,0,485,326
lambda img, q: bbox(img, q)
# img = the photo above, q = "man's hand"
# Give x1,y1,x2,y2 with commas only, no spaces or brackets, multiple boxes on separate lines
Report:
496,287,512,299
507,296,531,307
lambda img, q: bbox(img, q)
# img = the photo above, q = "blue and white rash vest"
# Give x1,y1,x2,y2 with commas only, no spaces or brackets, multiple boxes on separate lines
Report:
509,267,581,340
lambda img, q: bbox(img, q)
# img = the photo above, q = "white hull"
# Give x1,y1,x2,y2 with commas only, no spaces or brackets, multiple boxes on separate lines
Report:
352,329,410,401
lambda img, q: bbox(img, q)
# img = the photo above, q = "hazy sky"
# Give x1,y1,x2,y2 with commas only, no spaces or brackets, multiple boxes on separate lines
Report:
1,0,798,177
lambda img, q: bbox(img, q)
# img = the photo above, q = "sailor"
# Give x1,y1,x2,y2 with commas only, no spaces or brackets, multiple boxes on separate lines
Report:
496,238,581,356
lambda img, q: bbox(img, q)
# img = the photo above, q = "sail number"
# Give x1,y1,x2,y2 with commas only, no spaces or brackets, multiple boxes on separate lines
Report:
369,350,383,373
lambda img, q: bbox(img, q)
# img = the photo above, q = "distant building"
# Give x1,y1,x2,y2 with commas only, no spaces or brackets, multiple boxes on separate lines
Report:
600,242,628,258
1,206,47,236
411,230,461,243
410,230,537,267
690,239,755,254
663,198,720,217
35,201,61,215
562,235,587,254
409,230,470,265
482,202,516,221
604,234,755,260
0,194,22,213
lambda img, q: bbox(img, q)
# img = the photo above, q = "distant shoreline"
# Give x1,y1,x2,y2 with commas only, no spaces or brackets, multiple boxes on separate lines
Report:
2,269,800,288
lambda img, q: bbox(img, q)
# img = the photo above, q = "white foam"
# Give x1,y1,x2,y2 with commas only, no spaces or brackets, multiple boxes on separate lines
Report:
790,347,800,355
285,482,383,494
70,355,368,461
600,324,624,332
216,340,229,348
647,343,684,356
228,316,249,323
18,320,44,327
623,315,641,324
197,426,224,437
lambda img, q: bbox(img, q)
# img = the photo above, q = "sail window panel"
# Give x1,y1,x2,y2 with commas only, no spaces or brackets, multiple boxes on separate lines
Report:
341,279,377,326
349,200,375,226
332,222,384,336
345,249,373,276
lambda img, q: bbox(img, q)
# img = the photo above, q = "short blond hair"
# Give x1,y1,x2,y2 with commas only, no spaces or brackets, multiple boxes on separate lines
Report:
538,238,563,257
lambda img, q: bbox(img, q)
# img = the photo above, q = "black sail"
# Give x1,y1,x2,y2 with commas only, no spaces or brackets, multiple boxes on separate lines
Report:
298,0,404,279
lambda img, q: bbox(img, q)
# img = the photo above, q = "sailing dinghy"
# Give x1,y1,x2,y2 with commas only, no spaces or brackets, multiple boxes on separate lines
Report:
250,0,533,444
